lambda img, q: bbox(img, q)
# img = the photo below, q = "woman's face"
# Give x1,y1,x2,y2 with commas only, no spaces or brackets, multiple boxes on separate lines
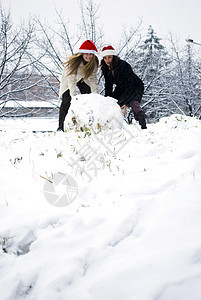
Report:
103,55,113,66
83,53,93,62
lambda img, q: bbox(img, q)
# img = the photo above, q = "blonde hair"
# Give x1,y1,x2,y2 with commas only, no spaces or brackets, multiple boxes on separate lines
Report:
63,53,98,81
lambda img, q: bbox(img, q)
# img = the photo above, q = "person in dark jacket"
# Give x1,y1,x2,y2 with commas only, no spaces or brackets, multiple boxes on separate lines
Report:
101,45,147,129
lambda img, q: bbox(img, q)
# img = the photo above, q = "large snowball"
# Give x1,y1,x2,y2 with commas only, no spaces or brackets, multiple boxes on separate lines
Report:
64,94,124,131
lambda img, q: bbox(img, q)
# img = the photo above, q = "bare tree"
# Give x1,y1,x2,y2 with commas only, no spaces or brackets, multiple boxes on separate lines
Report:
0,7,59,117
79,0,103,46
168,34,201,118
0,8,34,100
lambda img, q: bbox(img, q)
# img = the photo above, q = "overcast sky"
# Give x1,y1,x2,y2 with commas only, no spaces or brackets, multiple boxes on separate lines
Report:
1,0,201,48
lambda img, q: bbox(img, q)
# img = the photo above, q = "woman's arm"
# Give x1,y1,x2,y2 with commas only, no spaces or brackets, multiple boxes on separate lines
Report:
67,72,77,97
123,62,144,103
88,66,98,93
104,76,113,97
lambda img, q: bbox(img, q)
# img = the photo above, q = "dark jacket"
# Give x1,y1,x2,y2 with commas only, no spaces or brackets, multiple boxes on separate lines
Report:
104,59,144,106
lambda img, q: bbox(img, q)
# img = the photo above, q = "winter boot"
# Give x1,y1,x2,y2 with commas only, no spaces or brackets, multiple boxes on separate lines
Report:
137,112,147,129
57,127,64,132
57,123,64,132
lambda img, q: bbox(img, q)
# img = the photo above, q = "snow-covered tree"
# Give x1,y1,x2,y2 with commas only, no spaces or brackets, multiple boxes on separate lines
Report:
0,8,34,102
0,7,60,117
168,36,201,118
133,26,172,121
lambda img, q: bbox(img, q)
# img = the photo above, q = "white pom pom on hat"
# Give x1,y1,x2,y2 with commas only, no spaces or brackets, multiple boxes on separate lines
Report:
101,45,117,57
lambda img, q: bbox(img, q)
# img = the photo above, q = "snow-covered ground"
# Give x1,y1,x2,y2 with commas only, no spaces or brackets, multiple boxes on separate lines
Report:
0,94,201,300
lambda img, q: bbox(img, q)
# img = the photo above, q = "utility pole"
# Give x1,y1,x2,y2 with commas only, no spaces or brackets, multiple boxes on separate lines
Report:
185,39,201,46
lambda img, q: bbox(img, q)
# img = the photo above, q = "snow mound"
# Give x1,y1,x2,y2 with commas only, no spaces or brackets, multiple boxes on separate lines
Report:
1,115,201,300
65,94,124,131
158,114,201,129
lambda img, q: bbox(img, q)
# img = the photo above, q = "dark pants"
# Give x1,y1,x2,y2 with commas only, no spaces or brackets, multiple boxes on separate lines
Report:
129,101,147,129
114,89,147,129
118,99,147,129
58,80,91,131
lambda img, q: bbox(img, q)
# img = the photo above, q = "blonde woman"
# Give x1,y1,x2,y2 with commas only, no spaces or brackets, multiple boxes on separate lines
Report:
58,40,99,131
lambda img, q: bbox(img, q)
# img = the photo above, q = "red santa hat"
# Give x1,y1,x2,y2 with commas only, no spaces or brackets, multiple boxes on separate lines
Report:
78,40,98,54
101,45,117,57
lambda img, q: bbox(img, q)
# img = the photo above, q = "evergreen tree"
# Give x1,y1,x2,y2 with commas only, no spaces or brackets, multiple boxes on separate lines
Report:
139,25,168,81
136,26,172,121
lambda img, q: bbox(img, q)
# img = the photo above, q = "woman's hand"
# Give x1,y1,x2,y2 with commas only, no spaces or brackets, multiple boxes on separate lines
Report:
121,105,127,116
